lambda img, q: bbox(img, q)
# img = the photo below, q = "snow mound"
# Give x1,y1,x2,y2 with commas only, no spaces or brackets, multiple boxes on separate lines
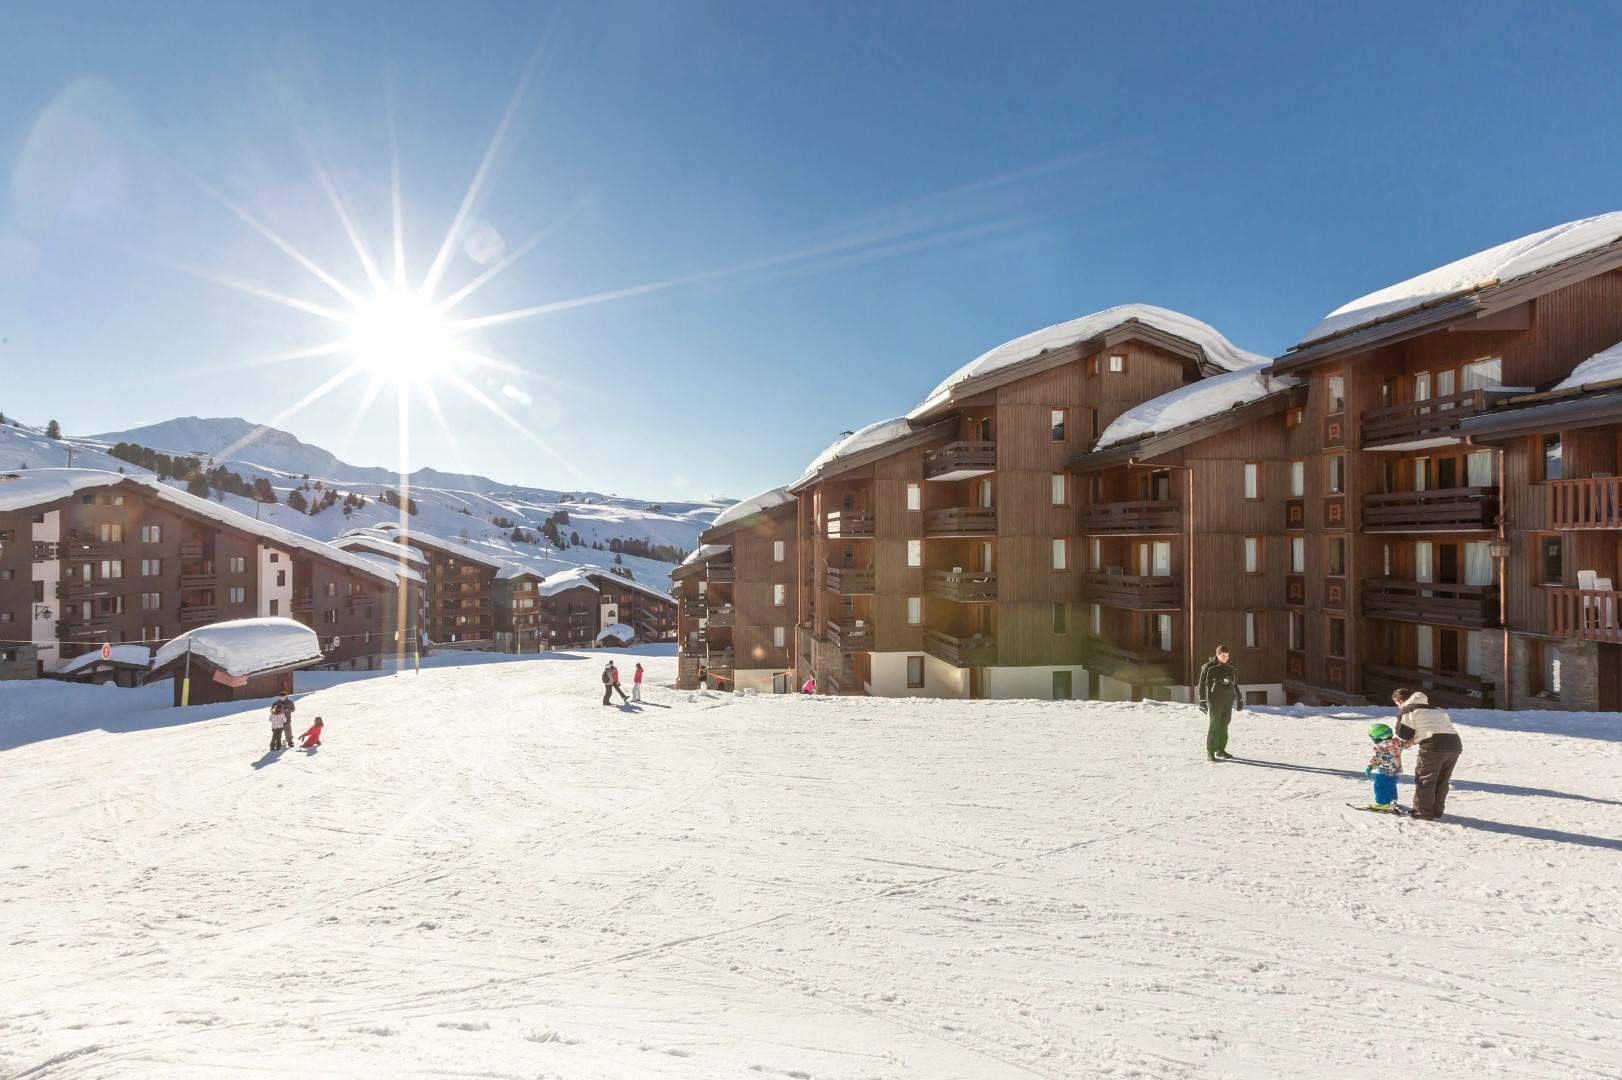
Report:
1298,211,1622,346
1096,366,1299,449
595,623,635,644
793,417,915,488
150,618,323,678
910,304,1267,418
707,486,793,532
1553,339,1622,391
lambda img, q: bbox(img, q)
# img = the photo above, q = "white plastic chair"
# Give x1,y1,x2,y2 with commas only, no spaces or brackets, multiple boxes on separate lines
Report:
1597,577,1616,632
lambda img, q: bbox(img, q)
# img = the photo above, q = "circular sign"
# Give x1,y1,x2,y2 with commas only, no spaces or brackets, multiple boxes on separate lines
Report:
101,644,112,660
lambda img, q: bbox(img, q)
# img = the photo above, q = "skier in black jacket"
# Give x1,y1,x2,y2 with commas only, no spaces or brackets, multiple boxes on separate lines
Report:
1197,645,1244,761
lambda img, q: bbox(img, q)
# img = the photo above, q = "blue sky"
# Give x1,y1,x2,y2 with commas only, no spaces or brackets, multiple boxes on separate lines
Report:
4,1,1621,501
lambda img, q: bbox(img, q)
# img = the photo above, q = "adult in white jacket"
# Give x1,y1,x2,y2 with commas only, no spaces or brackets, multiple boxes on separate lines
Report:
1391,689,1464,820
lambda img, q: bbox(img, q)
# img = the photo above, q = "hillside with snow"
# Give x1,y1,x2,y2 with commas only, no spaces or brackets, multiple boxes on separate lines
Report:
1,416,726,588
2,650,1620,1078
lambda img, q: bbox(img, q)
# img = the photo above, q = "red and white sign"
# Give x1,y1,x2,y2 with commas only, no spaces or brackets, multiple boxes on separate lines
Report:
100,644,112,660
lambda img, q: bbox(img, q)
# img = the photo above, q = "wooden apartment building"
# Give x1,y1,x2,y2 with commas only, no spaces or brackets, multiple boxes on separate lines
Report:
338,527,499,645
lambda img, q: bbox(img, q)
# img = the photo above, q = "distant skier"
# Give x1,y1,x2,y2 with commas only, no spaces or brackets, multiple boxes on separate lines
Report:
608,660,630,704
299,717,324,749
1197,645,1244,761
1361,722,1404,812
269,691,296,751
1392,689,1463,820
801,674,815,694
632,662,644,702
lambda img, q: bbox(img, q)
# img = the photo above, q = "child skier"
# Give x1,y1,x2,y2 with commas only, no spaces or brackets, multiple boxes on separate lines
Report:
1363,722,1404,813
299,717,324,749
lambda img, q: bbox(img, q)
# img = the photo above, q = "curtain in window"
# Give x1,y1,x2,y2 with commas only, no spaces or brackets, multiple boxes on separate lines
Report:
1464,542,1493,586
1416,625,1433,669
1152,542,1172,577
1414,543,1433,582
1290,461,1304,497
1462,357,1503,390
1156,614,1172,652
1466,451,1493,487
1465,631,1482,677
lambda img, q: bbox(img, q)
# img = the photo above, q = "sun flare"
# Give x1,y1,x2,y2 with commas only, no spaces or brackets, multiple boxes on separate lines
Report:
344,289,458,385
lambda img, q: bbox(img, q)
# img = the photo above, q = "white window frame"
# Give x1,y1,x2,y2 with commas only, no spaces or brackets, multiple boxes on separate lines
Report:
905,483,921,512
906,539,922,567
772,540,785,563
906,596,922,625
1052,538,1068,571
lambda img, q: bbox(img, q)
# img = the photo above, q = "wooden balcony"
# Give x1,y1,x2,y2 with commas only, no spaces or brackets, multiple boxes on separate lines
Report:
825,567,876,594
680,600,706,619
1083,640,1178,683
347,593,374,609
179,573,218,589
707,606,737,628
924,440,996,481
825,511,875,539
924,628,996,668
61,540,121,559
292,594,314,614
1361,487,1498,532
1363,663,1495,709
826,619,874,652
1544,476,1622,529
178,604,218,625
1081,571,1180,610
923,507,996,537
32,541,59,562
1359,389,1486,448
706,563,736,583
1361,578,1500,628
1080,500,1182,534
179,541,205,558
925,570,997,602
1545,587,1622,642
708,649,735,672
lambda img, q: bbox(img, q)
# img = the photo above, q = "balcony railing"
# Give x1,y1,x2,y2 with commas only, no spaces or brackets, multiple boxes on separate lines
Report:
292,595,314,614
825,566,876,594
707,606,737,628
178,604,218,625
923,507,996,537
179,573,218,589
925,569,997,602
826,619,874,652
1363,663,1495,709
681,600,707,619
707,649,735,672
347,593,374,609
1080,500,1182,534
1080,571,1180,610
1545,476,1622,529
924,628,996,668
923,440,996,480
825,511,875,539
1545,587,1622,642
61,540,120,559
1359,389,1486,447
1083,640,1179,683
179,541,205,558
1361,487,1498,532
1361,578,1500,628
32,541,59,562
707,564,736,583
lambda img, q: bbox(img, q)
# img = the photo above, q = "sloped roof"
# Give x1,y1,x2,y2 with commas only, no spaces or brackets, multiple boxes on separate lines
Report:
1096,367,1299,450
704,486,794,537
150,617,323,678
792,418,914,489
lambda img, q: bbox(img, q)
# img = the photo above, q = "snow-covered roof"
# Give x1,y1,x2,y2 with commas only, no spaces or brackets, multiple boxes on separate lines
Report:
1553,339,1622,392
595,623,635,643
150,618,323,678
0,470,122,513
793,417,915,488
56,645,153,674
333,533,431,566
393,531,507,570
909,304,1267,420
585,570,676,605
496,562,544,581
1297,211,1622,347
706,487,794,533
349,553,425,585
1095,367,1301,450
679,543,729,568
537,567,601,598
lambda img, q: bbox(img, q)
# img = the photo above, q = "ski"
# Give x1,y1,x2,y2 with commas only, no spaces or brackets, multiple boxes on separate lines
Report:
1346,803,1407,816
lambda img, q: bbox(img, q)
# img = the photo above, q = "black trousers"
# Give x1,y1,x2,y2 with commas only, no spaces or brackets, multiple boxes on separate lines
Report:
1412,745,1462,819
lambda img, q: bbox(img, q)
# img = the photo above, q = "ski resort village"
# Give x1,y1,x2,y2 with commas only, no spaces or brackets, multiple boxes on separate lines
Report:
7,8,1622,1079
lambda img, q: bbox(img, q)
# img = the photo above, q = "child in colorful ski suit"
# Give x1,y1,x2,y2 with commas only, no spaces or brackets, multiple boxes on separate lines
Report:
1363,722,1404,812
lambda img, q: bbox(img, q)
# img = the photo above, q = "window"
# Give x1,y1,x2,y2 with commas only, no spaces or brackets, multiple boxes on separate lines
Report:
1052,602,1068,634
1326,455,1345,495
269,599,279,615
906,596,922,625
324,582,337,597
1540,435,1563,481
229,556,246,573
97,523,123,542
141,559,160,576
773,540,785,563
1535,643,1562,697
1142,541,1172,577
1143,613,1173,652
1090,603,1102,636
1326,374,1345,414
906,655,925,688
322,610,338,625
141,592,162,610
1537,535,1563,585
905,483,921,512
1244,612,1261,648
1327,537,1345,576
0,612,11,624
1327,617,1346,658
1243,462,1260,499
1088,537,1102,571
141,525,161,543
1286,406,1304,428
1109,353,1126,373
1052,538,1068,570
1289,460,1305,497
1051,473,1069,506
1052,671,1072,700
1462,356,1503,391
228,587,246,604
276,570,286,587
1244,537,1261,573
906,539,922,567
0,569,11,580
270,552,280,563
772,583,787,606
772,626,786,649
1289,611,1305,650
100,560,123,579
1087,355,1099,376
1050,408,1067,441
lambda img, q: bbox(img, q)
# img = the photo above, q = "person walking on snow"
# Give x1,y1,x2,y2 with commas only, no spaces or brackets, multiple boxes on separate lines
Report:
608,660,630,703
1392,689,1463,820
1197,645,1244,761
601,662,615,706
269,691,296,751
299,717,324,749
1362,722,1404,812
631,662,644,702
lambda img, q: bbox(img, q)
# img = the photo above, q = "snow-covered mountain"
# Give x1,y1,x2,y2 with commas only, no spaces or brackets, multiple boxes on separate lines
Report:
2,416,729,586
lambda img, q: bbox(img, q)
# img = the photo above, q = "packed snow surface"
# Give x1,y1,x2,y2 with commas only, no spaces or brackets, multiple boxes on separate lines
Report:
706,486,794,534
793,417,916,488
910,304,1268,419
1298,210,1622,346
1095,366,1299,449
1554,338,1622,391
3,652,1620,1079
148,617,323,677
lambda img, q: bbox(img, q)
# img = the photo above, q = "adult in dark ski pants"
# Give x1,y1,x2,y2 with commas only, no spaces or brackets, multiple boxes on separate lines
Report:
1197,645,1244,761
1393,689,1463,819
601,663,615,706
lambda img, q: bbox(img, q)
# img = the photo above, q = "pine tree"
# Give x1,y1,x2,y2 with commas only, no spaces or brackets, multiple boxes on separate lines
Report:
45,420,61,439
286,489,309,513
186,473,210,498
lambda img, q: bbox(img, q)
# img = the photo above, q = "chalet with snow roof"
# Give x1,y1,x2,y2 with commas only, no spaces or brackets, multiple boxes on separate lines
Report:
694,489,798,692
339,528,500,645
582,570,677,646
535,568,601,650
493,567,546,652
1269,211,1622,710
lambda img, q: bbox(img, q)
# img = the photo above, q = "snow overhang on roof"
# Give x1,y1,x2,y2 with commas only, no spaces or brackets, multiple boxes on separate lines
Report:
595,622,635,642
537,567,601,597
56,645,153,674
584,570,677,604
1095,366,1301,451
0,469,124,513
703,486,794,538
334,533,432,566
791,417,914,490
150,617,324,678
908,304,1267,421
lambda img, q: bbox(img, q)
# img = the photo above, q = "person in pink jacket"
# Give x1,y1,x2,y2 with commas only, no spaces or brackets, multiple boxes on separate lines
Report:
632,662,644,702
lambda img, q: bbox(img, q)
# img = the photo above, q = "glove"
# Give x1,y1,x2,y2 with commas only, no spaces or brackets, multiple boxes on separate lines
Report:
1236,703,1245,713
1364,766,1373,778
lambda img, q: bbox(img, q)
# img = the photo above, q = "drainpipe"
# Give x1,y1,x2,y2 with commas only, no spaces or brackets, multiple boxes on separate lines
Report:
1129,457,1197,696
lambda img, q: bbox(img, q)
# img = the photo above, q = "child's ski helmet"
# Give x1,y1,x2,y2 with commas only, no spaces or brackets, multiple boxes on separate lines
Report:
1367,722,1393,741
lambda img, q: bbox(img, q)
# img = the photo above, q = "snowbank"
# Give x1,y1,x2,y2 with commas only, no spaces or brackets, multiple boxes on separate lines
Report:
792,417,915,488
910,304,1267,419
1553,338,1622,391
1298,210,1622,346
1096,366,1300,449
149,617,323,678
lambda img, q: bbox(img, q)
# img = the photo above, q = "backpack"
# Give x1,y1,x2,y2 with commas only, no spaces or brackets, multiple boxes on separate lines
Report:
602,669,612,685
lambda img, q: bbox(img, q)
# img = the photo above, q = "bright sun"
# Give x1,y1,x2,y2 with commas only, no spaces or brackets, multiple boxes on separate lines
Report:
345,289,457,385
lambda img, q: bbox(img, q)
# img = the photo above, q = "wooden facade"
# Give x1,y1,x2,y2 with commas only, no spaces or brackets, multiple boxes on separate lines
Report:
494,570,545,652
695,498,798,693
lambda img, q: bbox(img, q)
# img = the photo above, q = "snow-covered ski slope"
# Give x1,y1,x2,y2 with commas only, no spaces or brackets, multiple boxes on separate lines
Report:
3,653,1620,1080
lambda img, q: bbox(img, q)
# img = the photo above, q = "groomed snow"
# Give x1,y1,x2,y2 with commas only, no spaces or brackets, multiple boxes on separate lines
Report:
1298,210,1622,346
706,486,794,534
910,304,1268,419
1553,338,1622,392
793,417,916,488
3,652,1620,1079
149,617,324,678
1095,366,1300,450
